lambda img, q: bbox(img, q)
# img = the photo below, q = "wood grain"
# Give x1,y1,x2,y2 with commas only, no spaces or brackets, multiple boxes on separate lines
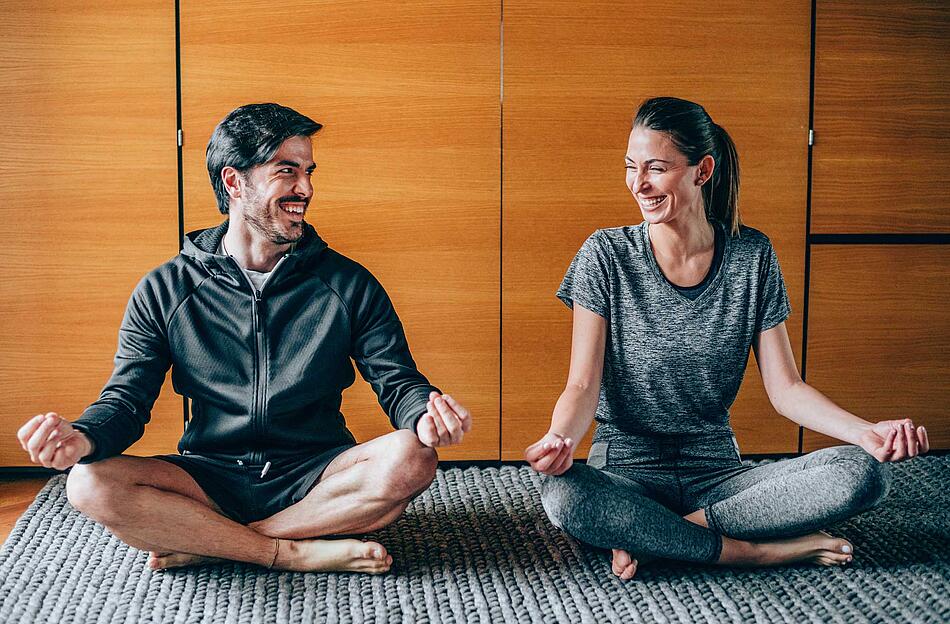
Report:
501,0,811,458
804,245,949,451
812,0,950,233
0,0,185,466
180,1,501,459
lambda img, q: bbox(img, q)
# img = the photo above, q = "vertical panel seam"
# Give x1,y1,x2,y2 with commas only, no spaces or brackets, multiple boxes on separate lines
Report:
800,0,818,456
498,0,504,460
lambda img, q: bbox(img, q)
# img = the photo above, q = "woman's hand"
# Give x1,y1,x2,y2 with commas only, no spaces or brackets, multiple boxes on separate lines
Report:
525,432,575,475
857,418,929,463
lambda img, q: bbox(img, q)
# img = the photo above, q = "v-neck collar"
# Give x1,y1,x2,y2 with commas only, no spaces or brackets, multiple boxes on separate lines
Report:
640,220,731,307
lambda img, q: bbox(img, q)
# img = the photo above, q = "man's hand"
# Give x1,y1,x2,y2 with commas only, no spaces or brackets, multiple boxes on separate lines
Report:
17,412,93,470
858,418,929,463
416,391,471,448
525,432,575,476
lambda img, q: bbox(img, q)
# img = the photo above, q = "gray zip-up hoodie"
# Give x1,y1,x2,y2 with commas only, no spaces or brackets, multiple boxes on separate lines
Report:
73,221,437,464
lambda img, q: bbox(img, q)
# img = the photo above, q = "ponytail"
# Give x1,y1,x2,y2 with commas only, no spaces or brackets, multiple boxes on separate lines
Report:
706,124,741,236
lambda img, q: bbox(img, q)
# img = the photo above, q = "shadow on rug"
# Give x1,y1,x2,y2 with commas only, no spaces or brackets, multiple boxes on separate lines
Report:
1,456,948,623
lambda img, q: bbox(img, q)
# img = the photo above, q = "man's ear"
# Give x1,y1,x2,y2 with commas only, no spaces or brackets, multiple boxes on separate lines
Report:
221,166,243,200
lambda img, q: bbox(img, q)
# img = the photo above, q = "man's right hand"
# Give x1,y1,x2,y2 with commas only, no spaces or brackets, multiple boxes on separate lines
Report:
17,412,93,470
525,431,575,476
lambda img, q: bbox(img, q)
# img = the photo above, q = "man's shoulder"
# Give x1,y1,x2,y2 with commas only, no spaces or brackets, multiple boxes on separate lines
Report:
305,247,386,301
132,253,210,305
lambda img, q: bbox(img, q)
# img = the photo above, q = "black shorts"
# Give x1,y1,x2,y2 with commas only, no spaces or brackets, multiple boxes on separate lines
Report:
154,444,354,525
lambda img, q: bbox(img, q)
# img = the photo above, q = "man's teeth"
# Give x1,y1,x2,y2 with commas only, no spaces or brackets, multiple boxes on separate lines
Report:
281,205,305,214
641,196,666,207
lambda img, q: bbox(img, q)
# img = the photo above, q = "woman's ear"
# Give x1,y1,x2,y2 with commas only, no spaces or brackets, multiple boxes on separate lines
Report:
697,154,716,186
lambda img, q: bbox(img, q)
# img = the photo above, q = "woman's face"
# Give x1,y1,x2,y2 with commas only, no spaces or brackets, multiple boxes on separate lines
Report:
625,127,707,226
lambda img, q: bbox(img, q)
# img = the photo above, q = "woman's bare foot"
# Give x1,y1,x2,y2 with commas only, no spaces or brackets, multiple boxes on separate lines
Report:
742,530,853,568
148,538,393,574
610,549,657,580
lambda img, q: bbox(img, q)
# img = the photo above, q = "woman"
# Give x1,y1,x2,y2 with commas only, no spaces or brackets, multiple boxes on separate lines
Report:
525,96,930,581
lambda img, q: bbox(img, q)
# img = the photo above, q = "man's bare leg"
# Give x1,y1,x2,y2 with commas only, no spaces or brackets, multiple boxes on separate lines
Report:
66,456,391,573
248,430,438,539
610,508,855,581
148,430,437,570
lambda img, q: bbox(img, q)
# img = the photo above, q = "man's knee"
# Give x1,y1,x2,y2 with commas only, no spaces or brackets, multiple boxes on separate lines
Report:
379,430,437,501
65,460,127,525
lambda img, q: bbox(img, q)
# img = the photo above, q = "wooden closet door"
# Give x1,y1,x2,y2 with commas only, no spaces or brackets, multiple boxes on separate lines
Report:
812,0,950,233
805,246,949,451
179,1,500,459
502,1,811,457
0,0,182,466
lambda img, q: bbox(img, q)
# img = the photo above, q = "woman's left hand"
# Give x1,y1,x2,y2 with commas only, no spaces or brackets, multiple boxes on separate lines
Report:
857,419,929,463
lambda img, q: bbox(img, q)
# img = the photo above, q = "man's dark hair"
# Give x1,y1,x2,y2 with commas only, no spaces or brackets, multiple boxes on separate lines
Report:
206,103,322,214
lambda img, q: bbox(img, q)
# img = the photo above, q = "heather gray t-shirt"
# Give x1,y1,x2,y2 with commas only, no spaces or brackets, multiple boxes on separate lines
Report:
557,221,791,440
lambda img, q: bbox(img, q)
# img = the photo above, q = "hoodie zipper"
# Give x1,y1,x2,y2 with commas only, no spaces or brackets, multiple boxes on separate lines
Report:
228,254,288,465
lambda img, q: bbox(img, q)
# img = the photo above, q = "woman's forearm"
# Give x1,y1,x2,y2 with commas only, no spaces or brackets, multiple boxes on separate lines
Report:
549,384,599,444
774,381,873,446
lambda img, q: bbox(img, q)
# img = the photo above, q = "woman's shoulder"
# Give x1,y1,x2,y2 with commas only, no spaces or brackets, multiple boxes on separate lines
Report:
587,223,646,252
729,223,778,257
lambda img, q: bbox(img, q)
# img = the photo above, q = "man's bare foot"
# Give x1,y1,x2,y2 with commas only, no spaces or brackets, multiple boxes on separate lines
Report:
750,530,853,568
610,549,658,581
148,551,225,570
278,538,393,573
147,538,393,573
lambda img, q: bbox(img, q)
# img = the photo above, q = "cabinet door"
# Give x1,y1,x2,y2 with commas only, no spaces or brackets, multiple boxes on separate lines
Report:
0,0,181,466
805,246,949,451
180,1,500,458
812,0,950,233
502,1,811,457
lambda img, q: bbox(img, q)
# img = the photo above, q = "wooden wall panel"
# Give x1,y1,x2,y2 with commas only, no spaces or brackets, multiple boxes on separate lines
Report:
0,1,182,466
804,246,949,451
812,0,950,233
180,1,500,459
502,1,811,458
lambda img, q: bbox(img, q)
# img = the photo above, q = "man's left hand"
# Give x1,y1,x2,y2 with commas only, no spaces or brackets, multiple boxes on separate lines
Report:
416,391,471,447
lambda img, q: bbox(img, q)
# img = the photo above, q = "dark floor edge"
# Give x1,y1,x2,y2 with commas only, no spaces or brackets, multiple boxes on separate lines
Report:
810,233,950,245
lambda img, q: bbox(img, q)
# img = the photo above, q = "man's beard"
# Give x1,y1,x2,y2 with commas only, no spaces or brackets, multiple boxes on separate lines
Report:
242,192,304,245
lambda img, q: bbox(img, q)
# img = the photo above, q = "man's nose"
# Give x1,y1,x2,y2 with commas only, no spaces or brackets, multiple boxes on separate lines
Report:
294,175,313,198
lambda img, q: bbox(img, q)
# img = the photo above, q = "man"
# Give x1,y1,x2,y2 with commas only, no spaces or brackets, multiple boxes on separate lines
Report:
17,103,471,574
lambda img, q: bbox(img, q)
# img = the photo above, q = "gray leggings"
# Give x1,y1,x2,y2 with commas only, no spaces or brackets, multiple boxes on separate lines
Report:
540,432,890,564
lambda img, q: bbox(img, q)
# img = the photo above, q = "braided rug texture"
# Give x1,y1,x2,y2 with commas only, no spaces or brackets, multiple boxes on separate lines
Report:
1,455,948,624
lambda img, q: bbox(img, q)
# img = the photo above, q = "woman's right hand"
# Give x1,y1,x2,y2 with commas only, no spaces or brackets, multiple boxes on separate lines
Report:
525,432,575,475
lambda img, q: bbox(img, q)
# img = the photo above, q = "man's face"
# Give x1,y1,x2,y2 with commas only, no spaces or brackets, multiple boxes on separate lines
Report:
238,135,315,245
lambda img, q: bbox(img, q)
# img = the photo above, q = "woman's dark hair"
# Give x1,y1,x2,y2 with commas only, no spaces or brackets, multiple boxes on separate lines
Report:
633,97,741,235
206,103,323,214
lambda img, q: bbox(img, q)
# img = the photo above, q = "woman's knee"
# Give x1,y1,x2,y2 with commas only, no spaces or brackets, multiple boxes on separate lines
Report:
830,446,891,511
539,465,597,534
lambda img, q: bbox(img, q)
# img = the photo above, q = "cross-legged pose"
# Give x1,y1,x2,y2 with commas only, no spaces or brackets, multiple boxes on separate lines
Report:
17,103,472,574
525,96,929,581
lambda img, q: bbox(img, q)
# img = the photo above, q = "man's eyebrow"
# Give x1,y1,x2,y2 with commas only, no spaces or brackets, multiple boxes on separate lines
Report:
275,160,301,168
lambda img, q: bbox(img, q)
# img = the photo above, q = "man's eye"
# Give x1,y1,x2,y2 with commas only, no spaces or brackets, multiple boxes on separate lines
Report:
650,167,664,173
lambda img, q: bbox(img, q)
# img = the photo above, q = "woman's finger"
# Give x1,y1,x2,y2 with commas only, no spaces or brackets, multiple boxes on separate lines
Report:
904,421,918,457
917,426,930,454
534,440,564,472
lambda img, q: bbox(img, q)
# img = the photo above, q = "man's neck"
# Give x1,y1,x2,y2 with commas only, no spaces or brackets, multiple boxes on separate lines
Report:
222,225,292,273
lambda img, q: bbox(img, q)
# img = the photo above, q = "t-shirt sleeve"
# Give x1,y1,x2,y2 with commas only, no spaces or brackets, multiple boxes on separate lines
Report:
556,231,611,320
755,242,792,333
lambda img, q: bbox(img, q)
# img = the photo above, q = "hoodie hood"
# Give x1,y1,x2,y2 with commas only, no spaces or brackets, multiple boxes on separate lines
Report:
181,220,329,274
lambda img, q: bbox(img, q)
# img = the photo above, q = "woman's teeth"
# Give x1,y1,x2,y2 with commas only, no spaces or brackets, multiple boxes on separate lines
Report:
640,196,666,208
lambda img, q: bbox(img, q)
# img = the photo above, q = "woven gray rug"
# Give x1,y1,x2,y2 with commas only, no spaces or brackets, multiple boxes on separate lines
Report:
1,456,948,624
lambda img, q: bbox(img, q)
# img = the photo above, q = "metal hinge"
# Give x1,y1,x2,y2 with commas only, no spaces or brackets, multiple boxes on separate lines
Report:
808,129,814,146
177,129,183,147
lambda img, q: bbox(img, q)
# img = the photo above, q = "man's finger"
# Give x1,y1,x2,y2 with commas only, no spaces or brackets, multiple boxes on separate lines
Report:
428,401,448,445
26,418,59,462
17,415,47,450
433,397,463,444
441,395,470,423
417,414,438,448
